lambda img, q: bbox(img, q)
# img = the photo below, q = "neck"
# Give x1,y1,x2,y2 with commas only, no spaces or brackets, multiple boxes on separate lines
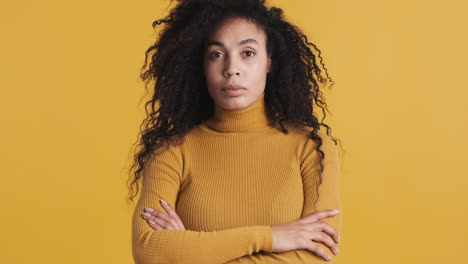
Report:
205,93,276,132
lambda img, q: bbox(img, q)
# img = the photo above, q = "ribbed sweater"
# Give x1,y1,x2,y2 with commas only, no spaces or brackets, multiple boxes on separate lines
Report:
131,93,342,263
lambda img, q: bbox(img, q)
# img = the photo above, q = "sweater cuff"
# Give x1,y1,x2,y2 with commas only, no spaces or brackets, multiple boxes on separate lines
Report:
255,226,273,253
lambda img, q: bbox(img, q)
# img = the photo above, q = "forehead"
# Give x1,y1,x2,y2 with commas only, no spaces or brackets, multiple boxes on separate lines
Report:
206,17,266,46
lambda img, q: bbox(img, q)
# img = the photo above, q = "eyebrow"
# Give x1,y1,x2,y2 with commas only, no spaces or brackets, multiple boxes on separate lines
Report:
206,38,259,48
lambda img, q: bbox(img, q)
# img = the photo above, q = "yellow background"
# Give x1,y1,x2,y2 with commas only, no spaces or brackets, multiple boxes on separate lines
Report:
1,0,467,263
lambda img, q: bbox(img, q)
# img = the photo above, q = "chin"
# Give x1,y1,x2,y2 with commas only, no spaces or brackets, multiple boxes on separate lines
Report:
216,95,250,110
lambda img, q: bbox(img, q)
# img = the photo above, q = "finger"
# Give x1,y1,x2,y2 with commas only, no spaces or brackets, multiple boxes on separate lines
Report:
150,215,175,230
159,200,183,229
144,209,176,228
304,210,340,222
314,221,340,244
148,220,164,231
160,200,185,230
142,210,177,229
304,241,332,262
311,231,339,256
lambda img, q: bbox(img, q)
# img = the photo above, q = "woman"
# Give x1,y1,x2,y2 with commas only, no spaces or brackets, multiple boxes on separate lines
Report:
128,0,343,263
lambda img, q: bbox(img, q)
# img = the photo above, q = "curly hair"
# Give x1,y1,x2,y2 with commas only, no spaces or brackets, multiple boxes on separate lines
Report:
126,0,343,209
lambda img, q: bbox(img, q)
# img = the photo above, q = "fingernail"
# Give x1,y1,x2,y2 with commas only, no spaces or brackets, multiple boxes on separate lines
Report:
160,199,167,205
144,208,154,212
143,213,151,218
149,220,155,225
331,210,340,214
327,255,331,261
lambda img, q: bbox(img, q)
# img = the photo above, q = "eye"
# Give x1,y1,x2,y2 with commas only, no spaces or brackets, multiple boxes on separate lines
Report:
210,51,223,59
244,50,255,57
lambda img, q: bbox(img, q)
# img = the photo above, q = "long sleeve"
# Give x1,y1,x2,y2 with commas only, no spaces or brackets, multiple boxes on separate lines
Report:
131,142,274,264
293,128,343,263
224,128,343,264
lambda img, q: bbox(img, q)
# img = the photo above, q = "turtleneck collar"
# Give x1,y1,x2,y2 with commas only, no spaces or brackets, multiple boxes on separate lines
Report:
204,93,276,132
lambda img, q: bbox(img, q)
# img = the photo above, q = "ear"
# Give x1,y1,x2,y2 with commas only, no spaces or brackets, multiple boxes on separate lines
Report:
267,56,272,73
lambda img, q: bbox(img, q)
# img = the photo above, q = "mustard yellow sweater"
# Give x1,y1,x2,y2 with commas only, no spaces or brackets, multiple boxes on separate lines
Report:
131,93,342,263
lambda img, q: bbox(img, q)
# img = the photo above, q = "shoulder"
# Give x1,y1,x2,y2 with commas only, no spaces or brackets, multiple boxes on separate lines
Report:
148,137,184,166
298,124,339,164
281,121,335,145
305,125,335,147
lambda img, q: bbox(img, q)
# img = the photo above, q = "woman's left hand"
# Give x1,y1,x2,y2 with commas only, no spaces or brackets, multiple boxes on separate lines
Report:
141,199,186,230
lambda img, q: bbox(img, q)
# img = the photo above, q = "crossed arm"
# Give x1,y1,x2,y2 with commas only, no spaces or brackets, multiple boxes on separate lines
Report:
133,130,342,263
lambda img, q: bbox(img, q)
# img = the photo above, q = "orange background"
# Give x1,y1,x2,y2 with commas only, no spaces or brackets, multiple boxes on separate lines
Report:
1,0,467,263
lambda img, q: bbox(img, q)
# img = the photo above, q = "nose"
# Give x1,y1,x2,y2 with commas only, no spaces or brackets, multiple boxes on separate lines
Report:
224,56,240,77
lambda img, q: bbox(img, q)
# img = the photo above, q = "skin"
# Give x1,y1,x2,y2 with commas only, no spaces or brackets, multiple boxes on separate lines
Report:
141,17,341,262
142,201,341,261
203,16,271,110
142,200,186,231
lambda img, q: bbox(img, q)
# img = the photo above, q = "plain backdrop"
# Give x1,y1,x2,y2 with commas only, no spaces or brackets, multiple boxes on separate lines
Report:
1,0,467,263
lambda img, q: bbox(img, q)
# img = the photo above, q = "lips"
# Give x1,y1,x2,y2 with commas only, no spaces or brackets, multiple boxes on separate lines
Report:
223,84,247,90
222,84,247,96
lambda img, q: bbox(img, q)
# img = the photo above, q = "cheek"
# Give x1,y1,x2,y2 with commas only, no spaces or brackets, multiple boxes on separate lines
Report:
204,62,215,76
203,66,214,83
251,63,268,79
251,59,268,72
205,65,224,83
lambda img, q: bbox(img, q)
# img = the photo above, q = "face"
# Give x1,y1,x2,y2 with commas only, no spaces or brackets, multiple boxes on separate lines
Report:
203,17,272,110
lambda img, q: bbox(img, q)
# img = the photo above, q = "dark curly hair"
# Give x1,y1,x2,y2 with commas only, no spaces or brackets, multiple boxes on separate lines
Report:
126,0,343,209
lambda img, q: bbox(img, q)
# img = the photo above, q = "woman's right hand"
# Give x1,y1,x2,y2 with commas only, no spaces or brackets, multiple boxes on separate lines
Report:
270,210,341,261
